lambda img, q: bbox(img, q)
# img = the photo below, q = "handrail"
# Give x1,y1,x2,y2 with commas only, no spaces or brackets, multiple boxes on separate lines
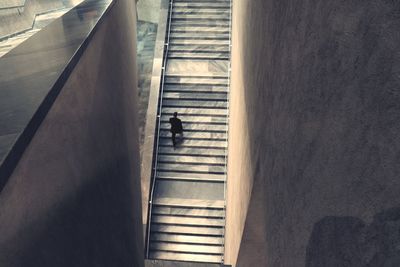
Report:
145,0,175,258
221,0,232,264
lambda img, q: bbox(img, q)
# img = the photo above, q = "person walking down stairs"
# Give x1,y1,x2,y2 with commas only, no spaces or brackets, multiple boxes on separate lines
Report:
169,112,183,147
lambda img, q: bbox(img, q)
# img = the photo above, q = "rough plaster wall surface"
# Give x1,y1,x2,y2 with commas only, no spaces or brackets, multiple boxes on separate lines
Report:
0,0,144,266
227,0,400,266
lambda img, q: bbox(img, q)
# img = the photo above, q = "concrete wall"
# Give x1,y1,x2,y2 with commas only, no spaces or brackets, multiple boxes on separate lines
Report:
0,0,78,38
225,0,400,266
0,0,144,266
137,0,162,24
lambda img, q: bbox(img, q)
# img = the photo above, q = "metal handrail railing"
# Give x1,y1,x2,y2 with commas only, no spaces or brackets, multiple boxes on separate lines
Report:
145,0,175,259
221,0,233,264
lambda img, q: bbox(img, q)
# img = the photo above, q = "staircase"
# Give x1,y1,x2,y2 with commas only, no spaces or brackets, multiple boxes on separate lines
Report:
147,0,231,264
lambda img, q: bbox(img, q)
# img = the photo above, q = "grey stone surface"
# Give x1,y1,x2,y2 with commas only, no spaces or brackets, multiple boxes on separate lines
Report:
0,0,144,266
306,207,400,267
137,20,157,154
225,0,400,266
0,8,72,57
0,0,82,39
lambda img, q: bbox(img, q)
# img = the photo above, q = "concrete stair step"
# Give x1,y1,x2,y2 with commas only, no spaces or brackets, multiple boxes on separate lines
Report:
158,154,225,165
172,14,230,21
153,197,225,209
156,171,225,182
152,215,225,227
171,27,229,34
160,122,227,132
170,34,229,40
164,84,228,93
162,92,227,101
159,138,227,148
171,20,230,28
173,9,230,15
150,242,223,254
160,114,227,124
174,2,229,8
151,233,223,245
162,107,228,116
169,38,229,45
159,130,227,140
175,0,230,4
174,0,229,4
152,206,225,218
168,52,229,60
151,224,224,236
157,163,226,174
169,45,229,53
149,251,222,264
158,146,226,157
171,26,229,35
153,180,224,201
161,100,227,109
165,75,228,83
145,259,229,267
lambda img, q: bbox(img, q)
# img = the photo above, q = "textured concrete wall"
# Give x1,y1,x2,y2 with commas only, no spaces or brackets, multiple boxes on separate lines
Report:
137,0,162,24
0,0,144,266
226,0,400,266
0,0,78,38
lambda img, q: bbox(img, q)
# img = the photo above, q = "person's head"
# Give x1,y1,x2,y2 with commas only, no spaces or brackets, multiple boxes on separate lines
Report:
173,112,178,118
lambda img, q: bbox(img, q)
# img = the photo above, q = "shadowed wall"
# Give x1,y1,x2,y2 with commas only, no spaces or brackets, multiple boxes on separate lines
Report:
0,0,144,266
225,0,400,266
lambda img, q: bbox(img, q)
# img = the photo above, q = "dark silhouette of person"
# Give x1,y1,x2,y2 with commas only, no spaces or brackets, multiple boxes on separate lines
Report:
169,112,183,147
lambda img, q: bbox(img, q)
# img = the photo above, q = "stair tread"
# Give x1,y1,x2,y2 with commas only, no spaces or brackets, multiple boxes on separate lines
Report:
153,197,225,208
164,85,228,93
159,130,227,139
162,107,228,116
150,242,223,254
173,9,230,15
160,122,227,132
161,100,228,109
158,147,226,157
170,39,230,45
151,224,224,236
157,163,226,174
157,171,225,181
158,155,225,165
168,53,229,60
152,215,225,227
160,114,227,124
159,138,227,147
149,251,222,263
151,233,223,245
152,206,225,217
162,92,227,101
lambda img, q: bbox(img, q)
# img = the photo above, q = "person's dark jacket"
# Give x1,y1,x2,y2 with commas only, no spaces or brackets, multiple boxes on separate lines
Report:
169,117,183,133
